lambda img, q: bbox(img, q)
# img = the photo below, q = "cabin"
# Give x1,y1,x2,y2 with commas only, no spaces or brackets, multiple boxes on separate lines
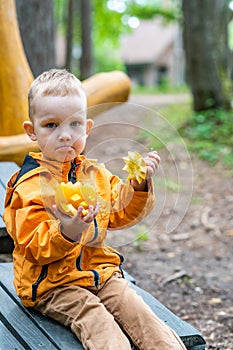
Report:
121,18,185,87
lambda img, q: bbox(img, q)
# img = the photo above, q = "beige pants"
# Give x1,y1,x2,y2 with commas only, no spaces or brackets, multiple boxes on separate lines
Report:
35,273,186,350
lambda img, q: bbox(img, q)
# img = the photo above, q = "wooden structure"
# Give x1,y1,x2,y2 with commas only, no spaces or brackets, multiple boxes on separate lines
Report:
0,0,33,136
0,162,206,350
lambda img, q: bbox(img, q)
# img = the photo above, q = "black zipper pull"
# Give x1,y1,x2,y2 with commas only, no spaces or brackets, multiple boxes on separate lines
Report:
69,162,77,183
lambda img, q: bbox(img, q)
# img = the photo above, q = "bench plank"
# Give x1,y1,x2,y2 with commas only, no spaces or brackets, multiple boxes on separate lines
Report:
0,320,25,350
0,162,19,187
0,183,6,218
0,286,59,349
0,162,18,252
0,263,83,350
0,263,205,350
130,283,205,349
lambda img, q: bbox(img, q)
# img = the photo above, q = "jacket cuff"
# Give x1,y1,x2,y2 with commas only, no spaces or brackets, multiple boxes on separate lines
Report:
51,220,78,248
59,223,82,243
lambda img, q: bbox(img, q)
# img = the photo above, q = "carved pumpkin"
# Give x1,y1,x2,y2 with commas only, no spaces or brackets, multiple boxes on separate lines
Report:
55,181,97,216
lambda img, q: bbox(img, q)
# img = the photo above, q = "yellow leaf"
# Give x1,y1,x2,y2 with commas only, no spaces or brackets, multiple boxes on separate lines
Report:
208,298,222,304
122,151,146,184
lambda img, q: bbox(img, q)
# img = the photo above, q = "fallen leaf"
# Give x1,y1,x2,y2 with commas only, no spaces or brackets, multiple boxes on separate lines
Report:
225,230,233,236
208,298,222,304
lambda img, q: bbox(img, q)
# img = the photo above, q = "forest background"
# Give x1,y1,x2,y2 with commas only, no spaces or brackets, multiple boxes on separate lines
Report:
1,1,233,349
15,0,233,168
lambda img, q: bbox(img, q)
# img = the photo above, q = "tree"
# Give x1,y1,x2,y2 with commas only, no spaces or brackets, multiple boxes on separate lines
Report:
65,0,74,70
182,0,232,111
16,0,55,77
54,0,175,75
80,0,93,79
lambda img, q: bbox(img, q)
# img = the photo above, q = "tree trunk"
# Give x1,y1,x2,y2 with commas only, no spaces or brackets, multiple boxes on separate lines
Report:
65,0,74,70
16,0,55,77
182,0,232,111
80,0,93,79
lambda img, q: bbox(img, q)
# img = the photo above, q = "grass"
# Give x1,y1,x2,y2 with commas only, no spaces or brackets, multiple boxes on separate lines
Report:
142,95,233,168
133,224,149,251
132,83,189,95
181,108,233,167
137,102,192,152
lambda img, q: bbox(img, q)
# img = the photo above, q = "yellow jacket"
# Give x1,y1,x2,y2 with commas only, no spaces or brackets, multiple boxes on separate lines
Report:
4,152,155,307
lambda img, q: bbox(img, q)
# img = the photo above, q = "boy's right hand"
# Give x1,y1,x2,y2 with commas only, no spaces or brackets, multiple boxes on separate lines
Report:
53,203,99,242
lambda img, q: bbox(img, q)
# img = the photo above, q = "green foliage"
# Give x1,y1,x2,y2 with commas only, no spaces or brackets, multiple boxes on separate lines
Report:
132,84,189,95
156,178,180,192
133,225,149,251
95,48,125,72
191,197,203,205
54,0,181,73
182,108,233,167
92,0,174,73
137,101,192,151
127,1,180,21
138,96,233,168
92,0,127,48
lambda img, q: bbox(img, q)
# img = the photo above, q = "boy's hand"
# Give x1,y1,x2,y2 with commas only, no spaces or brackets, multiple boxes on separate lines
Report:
131,151,160,191
53,203,99,242
144,150,161,178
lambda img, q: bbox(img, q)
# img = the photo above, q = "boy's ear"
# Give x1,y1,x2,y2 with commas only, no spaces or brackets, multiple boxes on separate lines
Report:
23,121,37,141
86,119,93,137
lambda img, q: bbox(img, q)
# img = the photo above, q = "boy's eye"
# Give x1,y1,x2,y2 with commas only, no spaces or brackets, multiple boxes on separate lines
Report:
46,123,57,128
70,121,80,127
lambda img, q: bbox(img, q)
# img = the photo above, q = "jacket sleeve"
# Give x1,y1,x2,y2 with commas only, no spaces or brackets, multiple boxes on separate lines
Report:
108,172,155,230
4,176,77,266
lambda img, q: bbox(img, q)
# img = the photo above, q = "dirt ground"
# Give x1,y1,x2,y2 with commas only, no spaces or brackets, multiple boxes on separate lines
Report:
121,157,233,350
1,93,232,349
87,94,233,350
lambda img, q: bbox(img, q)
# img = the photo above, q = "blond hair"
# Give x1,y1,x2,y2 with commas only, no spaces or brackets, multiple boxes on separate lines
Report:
28,69,86,119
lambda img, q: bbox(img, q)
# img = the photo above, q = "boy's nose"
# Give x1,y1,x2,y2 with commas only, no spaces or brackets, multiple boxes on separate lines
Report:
58,129,72,141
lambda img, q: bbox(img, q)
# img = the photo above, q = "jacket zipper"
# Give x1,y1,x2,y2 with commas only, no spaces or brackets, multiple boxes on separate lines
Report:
76,248,100,286
32,265,49,302
114,252,125,278
68,161,78,183
86,218,98,244
71,163,100,285
76,250,83,271
90,269,100,286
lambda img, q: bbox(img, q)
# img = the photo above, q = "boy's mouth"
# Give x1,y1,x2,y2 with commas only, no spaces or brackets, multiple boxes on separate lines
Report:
56,146,74,152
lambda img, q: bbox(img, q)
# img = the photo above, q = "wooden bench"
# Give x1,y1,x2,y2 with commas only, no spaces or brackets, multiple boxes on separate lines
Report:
0,162,206,350
0,162,18,253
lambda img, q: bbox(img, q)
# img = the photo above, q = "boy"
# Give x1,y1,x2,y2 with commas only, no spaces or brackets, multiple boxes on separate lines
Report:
4,69,185,349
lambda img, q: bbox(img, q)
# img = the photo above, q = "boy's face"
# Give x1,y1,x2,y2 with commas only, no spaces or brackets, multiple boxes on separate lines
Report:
24,94,93,163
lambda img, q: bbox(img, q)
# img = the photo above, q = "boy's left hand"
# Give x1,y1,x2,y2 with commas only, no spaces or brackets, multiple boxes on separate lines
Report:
144,150,161,179
53,203,99,242
131,150,160,191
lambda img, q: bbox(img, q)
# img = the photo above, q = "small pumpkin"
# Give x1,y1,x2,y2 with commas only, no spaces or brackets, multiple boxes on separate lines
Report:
55,181,97,216
122,151,147,184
